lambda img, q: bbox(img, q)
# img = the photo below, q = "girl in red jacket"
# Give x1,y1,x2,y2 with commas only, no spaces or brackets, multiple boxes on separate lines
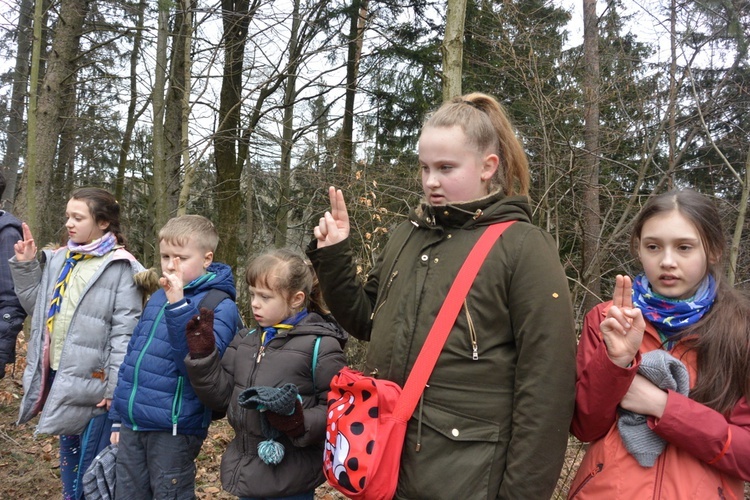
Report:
570,189,750,499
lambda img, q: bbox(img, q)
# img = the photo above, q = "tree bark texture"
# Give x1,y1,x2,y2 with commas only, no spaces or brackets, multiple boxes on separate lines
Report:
581,0,601,311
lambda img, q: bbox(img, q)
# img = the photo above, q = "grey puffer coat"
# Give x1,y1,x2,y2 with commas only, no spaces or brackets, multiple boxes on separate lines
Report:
308,192,577,500
11,247,144,435
184,311,347,498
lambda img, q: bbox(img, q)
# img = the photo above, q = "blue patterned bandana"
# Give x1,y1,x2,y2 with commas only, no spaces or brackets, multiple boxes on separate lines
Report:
631,274,716,346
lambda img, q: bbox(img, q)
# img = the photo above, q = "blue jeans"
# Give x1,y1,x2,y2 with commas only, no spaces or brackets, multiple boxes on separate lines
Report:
240,493,314,500
60,410,113,499
51,368,113,500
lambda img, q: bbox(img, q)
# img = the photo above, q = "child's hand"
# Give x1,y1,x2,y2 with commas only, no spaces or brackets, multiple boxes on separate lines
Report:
313,186,350,248
620,374,668,418
110,431,119,445
14,222,37,262
185,308,216,358
96,398,112,410
160,257,185,304
601,274,645,368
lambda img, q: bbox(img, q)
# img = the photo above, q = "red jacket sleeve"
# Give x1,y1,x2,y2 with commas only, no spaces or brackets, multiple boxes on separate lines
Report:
650,392,750,481
571,303,640,442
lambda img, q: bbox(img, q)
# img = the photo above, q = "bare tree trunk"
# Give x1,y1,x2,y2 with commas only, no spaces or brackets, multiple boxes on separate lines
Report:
26,0,88,241
667,0,676,188
338,0,367,175
728,147,750,286
2,0,33,211
151,5,170,267
214,0,253,268
177,0,195,216
442,0,467,101
116,0,147,203
581,0,601,311
273,0,302,248
165,0,193,214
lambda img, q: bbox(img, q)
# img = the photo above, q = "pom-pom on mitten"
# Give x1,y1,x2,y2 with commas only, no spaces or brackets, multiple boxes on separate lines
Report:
185,307,216,359
266,399,305,438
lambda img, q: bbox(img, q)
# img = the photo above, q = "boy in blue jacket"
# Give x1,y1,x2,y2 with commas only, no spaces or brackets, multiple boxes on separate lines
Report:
110,215,241,499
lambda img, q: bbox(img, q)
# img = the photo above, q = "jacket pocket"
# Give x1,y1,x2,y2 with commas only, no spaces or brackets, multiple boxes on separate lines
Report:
400,400,501,500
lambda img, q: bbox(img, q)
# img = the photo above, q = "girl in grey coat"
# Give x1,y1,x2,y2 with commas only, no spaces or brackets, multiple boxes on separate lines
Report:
10,187,146,500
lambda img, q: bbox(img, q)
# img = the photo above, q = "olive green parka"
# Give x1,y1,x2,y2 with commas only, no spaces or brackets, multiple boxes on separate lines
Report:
308,192,576,500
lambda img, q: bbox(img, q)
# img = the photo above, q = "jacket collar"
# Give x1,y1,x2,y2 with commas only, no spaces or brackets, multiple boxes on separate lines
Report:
411,190,532,229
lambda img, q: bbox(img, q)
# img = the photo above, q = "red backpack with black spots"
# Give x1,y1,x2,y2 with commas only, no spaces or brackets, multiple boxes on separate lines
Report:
323,222,514,500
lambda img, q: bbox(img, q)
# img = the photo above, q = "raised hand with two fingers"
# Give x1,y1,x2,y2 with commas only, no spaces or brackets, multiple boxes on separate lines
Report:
600,274,646,368
313,186,350,249
14,222,37,262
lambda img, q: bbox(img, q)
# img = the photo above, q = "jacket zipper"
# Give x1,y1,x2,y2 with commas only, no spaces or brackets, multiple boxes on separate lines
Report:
569,463,603,498
463,300,479,360
371,270,398,319
172,376,184,436
127,304,168,429
652,452,666,498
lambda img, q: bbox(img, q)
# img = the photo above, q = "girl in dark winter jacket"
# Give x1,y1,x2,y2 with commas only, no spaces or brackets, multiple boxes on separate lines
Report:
184,248,347,500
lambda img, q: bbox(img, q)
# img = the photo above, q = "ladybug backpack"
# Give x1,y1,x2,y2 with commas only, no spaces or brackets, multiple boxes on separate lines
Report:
324,221,515,500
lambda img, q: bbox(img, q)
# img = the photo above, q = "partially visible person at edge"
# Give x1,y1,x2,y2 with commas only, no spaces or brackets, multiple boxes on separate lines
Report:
184,248,347,499
10,187,147,500
0,170,26,379
569,189,750,499
110,214,241,500
307,92,577,499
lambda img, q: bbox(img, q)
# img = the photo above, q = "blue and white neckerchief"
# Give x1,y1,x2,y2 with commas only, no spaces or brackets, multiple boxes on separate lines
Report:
631,274,716,348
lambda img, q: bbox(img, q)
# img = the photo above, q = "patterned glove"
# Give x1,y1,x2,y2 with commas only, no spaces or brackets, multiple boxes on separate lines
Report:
266,399,306,438
185,307,215,359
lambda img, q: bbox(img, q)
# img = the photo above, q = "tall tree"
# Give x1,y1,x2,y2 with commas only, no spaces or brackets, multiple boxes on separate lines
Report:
1,0,33,210
581,0,602,310
24,0,88,241
442,0,467,100
338,0,368,174
214,0,257,267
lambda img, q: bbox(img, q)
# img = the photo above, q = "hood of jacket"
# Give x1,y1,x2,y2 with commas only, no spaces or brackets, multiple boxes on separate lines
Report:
188,262,236,300
0,210,22,233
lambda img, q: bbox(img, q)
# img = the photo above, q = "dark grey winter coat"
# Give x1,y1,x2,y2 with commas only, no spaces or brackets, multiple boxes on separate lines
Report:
184,312,347,498
308,192,577,500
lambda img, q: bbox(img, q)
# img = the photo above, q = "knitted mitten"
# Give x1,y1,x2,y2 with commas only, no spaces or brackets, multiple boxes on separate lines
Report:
266,399,305,438
185,308,216,359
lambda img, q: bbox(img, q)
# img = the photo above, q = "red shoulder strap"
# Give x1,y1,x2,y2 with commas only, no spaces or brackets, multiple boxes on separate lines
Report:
394,221,515,421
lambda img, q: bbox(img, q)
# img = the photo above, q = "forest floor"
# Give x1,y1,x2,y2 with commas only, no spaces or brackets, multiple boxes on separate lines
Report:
1,330,588,499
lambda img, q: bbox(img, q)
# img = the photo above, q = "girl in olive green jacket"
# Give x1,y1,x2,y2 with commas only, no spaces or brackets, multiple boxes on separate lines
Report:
308,93,577,500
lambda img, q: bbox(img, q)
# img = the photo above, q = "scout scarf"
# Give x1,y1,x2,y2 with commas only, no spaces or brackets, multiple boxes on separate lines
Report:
631,273,716,347
46,232,118,332
260,309,308,345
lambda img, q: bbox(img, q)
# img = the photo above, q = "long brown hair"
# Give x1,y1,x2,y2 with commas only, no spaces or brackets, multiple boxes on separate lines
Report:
422,92,530,196
245,248,329,315
631,189,750,415
71,187,127,247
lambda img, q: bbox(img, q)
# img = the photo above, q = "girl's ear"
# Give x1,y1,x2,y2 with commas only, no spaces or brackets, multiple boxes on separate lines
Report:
290,290,306,310
481,153,499,181
97,220,110,232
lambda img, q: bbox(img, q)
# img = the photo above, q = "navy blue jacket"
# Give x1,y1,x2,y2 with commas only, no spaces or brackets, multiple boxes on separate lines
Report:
111,262,240,436
0,211,25,371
